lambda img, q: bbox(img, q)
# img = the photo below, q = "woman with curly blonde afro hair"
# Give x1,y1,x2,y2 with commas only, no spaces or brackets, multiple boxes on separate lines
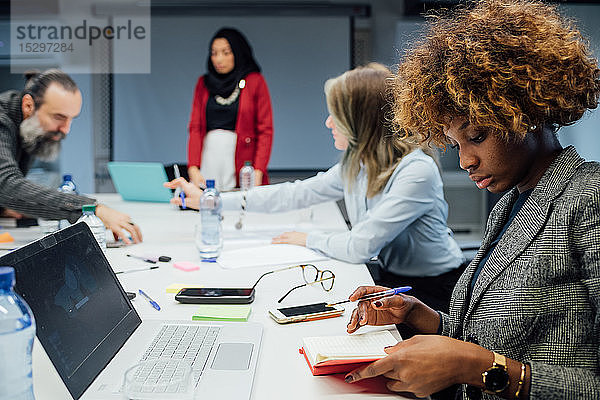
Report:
343,0,600,399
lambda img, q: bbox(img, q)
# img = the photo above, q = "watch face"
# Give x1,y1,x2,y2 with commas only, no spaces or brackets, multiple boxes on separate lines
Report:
485,367,510,392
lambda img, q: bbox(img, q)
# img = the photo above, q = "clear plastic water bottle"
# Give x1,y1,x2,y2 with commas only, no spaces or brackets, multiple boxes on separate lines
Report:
0,266,35,400
77,204,107,249
38,174,79,233
196,180,223,259
58,174,78,194
57,174,78,230
239,161,255,191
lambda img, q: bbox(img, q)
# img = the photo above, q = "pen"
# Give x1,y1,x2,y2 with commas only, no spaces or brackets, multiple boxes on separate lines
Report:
173,164,186,209
180,190,186,209
127,254,157,264
115,266,159,274
326,286,412,307
138,289,161,311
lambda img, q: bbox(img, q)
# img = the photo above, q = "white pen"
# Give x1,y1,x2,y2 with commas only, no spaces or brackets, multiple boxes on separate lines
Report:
115,266,159,275
172,165,183,201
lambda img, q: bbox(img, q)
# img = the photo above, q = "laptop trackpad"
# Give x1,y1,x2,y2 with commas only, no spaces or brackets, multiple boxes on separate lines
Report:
211,343,253,370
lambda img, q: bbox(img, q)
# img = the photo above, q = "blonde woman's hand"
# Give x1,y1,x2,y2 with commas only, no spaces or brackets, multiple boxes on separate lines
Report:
271,231,307,246
163,178,202,209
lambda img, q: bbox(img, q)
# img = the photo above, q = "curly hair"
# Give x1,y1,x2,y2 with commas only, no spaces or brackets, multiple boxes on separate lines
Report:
393,0,600,146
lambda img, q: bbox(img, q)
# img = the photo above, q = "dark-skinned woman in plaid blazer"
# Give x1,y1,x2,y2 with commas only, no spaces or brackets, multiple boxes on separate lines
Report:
343,0,600,399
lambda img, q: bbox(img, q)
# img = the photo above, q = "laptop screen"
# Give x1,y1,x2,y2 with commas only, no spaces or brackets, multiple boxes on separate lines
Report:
0,223,141,399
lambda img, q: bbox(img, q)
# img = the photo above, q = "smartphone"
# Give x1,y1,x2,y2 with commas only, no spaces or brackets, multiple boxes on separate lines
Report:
268,302,344,324
175,288,255,304
106,240,127,248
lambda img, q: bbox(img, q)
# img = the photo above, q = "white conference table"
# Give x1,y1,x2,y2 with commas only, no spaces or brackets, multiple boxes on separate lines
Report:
23,194,409,400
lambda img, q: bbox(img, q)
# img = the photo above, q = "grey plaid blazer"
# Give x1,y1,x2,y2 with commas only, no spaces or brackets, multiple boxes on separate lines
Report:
0,90,94,222
440,146,600,399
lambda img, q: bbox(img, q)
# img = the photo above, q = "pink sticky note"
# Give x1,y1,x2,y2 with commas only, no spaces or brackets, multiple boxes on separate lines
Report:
173,261,200,272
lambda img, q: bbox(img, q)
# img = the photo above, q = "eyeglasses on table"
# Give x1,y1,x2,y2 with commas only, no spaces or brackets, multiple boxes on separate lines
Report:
251,264,335,303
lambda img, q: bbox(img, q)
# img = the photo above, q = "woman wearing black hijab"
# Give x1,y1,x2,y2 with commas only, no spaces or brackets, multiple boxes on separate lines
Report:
188,28,273,190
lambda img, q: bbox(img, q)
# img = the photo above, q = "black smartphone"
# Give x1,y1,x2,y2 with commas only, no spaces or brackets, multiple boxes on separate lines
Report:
175,288,255,304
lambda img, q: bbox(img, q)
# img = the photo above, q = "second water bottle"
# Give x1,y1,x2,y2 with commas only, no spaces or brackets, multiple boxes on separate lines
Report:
196,180,223,259
77,205,107,249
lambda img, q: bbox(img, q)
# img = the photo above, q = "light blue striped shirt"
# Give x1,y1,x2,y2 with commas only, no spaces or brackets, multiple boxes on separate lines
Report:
222,149,464,276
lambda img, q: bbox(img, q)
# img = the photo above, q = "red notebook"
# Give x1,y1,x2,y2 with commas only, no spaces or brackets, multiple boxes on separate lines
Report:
299,331,398,376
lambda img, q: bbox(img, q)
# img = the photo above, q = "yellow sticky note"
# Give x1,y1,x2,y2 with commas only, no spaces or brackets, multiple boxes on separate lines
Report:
0,232,14,243
166,283,203,294
192,305,251,322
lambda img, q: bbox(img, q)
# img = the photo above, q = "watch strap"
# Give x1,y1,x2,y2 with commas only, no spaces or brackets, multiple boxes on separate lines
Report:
482,352,510,394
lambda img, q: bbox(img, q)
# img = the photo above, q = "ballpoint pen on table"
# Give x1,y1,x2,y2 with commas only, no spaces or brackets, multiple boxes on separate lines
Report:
326,286,412,307
115,266,159,274
126,254,172,263
127,254,157,263
138,289,161,311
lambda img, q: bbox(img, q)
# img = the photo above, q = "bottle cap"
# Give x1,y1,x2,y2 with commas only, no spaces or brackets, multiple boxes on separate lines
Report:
206,180,215,189
63,174,72,181
0,266,15,290
244,161,252,166
81,204,96,213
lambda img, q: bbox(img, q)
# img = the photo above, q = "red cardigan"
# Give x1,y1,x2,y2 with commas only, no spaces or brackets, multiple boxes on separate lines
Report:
187,72,273,186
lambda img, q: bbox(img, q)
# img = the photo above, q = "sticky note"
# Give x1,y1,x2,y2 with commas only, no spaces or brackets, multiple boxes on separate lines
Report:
0,232,14,243
173,261,200,272
192,305,252,322
166,283,203,294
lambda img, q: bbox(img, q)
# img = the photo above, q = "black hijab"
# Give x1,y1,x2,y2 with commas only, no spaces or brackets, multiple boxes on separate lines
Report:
204,28,261,97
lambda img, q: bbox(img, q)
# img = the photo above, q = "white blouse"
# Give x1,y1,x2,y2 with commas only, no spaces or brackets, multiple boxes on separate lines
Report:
221,149,465,277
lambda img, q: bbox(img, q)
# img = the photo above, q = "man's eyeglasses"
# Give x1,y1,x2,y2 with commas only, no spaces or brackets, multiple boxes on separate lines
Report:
251,264,335,303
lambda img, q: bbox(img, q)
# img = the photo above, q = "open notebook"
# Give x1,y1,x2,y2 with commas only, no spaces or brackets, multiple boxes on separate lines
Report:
299,331,398,375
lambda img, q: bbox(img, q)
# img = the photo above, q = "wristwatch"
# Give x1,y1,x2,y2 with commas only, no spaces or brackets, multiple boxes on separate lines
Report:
482,352,510,394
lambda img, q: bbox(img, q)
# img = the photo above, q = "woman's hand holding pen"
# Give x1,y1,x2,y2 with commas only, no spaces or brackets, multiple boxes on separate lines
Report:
345,285,493,398
346,285,440,335
164,178,202,209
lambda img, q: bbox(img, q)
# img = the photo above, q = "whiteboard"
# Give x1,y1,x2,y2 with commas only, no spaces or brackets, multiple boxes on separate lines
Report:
113,16,351,170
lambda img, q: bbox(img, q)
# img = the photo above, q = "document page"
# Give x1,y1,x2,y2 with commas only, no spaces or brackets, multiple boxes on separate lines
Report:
217,244,329,269
303,331,398,365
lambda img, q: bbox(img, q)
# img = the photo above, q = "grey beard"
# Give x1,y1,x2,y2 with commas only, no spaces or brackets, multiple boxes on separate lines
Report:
19,115,64,162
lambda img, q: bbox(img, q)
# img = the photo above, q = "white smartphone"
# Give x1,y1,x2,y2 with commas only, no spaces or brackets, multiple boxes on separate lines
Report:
268,302,344,324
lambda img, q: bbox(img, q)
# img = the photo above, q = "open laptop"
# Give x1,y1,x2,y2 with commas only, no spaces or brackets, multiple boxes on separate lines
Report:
107,161,173,202
1,222,262,399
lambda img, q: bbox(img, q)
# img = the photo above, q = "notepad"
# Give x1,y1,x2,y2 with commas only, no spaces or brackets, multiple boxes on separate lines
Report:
299,331,398,375
165,283,203,294
192,304,252,322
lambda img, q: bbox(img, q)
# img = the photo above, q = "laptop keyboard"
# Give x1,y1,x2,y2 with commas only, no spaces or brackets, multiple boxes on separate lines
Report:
139,324,222,389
